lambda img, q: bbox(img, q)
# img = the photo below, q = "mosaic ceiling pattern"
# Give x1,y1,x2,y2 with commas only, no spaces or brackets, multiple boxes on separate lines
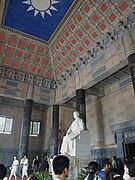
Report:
0,0,135,89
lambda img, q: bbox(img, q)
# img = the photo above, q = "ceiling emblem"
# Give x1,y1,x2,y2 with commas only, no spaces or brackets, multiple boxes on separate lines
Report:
22,0,60,18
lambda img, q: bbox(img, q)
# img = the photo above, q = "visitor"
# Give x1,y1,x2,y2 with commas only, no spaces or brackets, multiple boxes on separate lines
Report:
9,156,19,180
44,156,49,174
84,161,101,180
105,167,123,180
52,155,70,180
20,155,28,179
123,160,133,180
0,164,7,180
128,160,135,180
99,158,112,180
32,156,40,173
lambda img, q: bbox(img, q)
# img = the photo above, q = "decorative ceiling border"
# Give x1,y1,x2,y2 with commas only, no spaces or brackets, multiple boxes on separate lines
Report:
1,25,50,45
0,66,56,89
1,0,80,45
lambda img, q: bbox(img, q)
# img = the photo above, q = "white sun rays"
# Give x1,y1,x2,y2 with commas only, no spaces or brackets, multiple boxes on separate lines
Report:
22,0,60,18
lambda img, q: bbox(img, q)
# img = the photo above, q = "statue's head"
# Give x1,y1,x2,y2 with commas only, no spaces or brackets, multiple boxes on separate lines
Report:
73,111,79,119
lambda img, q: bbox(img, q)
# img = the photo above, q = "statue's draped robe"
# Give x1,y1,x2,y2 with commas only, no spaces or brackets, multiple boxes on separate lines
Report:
60,118,84,155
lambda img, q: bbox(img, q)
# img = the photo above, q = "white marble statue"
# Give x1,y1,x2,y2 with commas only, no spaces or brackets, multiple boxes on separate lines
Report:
60,111,84,156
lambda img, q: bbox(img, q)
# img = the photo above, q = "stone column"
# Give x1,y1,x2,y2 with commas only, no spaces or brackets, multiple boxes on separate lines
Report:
76,89,86,128
95,99,104,146
116,132,125,160
128,53,135,92
18,85,34,160
51,105,59,156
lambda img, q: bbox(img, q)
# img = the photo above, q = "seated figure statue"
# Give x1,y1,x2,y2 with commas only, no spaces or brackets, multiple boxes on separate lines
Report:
60,111,84,156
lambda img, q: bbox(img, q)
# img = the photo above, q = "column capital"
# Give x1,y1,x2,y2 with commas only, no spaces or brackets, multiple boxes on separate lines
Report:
27,84,34,100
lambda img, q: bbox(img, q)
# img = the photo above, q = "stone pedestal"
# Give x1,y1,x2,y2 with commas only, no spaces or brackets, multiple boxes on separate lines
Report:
68,157,91,180
70,130,90,157
68,130,91,180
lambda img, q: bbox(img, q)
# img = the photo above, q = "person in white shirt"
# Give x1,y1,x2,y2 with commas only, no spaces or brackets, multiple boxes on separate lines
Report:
111,156,118,168
49,157,55,177
20,155,28,179
9,156,19,180
52,155,70,180
123,160,133,180
60,111,84,156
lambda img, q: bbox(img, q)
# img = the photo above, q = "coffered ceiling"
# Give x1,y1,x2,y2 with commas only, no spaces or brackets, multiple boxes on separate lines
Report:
0,0,134,89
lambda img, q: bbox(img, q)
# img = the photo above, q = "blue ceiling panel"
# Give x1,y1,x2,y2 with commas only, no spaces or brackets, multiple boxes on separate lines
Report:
4,0,74,41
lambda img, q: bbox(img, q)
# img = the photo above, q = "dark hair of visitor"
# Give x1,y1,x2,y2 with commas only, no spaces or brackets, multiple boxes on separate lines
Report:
128,161,135,177
0,164,7,179
28,174,38,180
53,155,69,175
102,158,111,167
87,161,99,180
105,167,123,180
44,156,48,160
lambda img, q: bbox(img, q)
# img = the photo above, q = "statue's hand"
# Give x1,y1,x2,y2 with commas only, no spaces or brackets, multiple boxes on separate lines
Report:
66,132,70,135
66,129,72,135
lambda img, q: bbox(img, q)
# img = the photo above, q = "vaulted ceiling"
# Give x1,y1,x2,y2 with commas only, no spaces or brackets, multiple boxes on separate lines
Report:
0,0,134,89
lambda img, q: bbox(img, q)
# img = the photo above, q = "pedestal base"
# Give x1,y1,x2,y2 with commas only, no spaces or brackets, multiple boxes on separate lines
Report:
70,130,91,157
68,157,91,180
68,130,91,179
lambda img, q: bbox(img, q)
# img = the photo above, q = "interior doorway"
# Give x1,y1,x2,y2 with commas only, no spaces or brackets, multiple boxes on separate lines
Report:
125,143,135,160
